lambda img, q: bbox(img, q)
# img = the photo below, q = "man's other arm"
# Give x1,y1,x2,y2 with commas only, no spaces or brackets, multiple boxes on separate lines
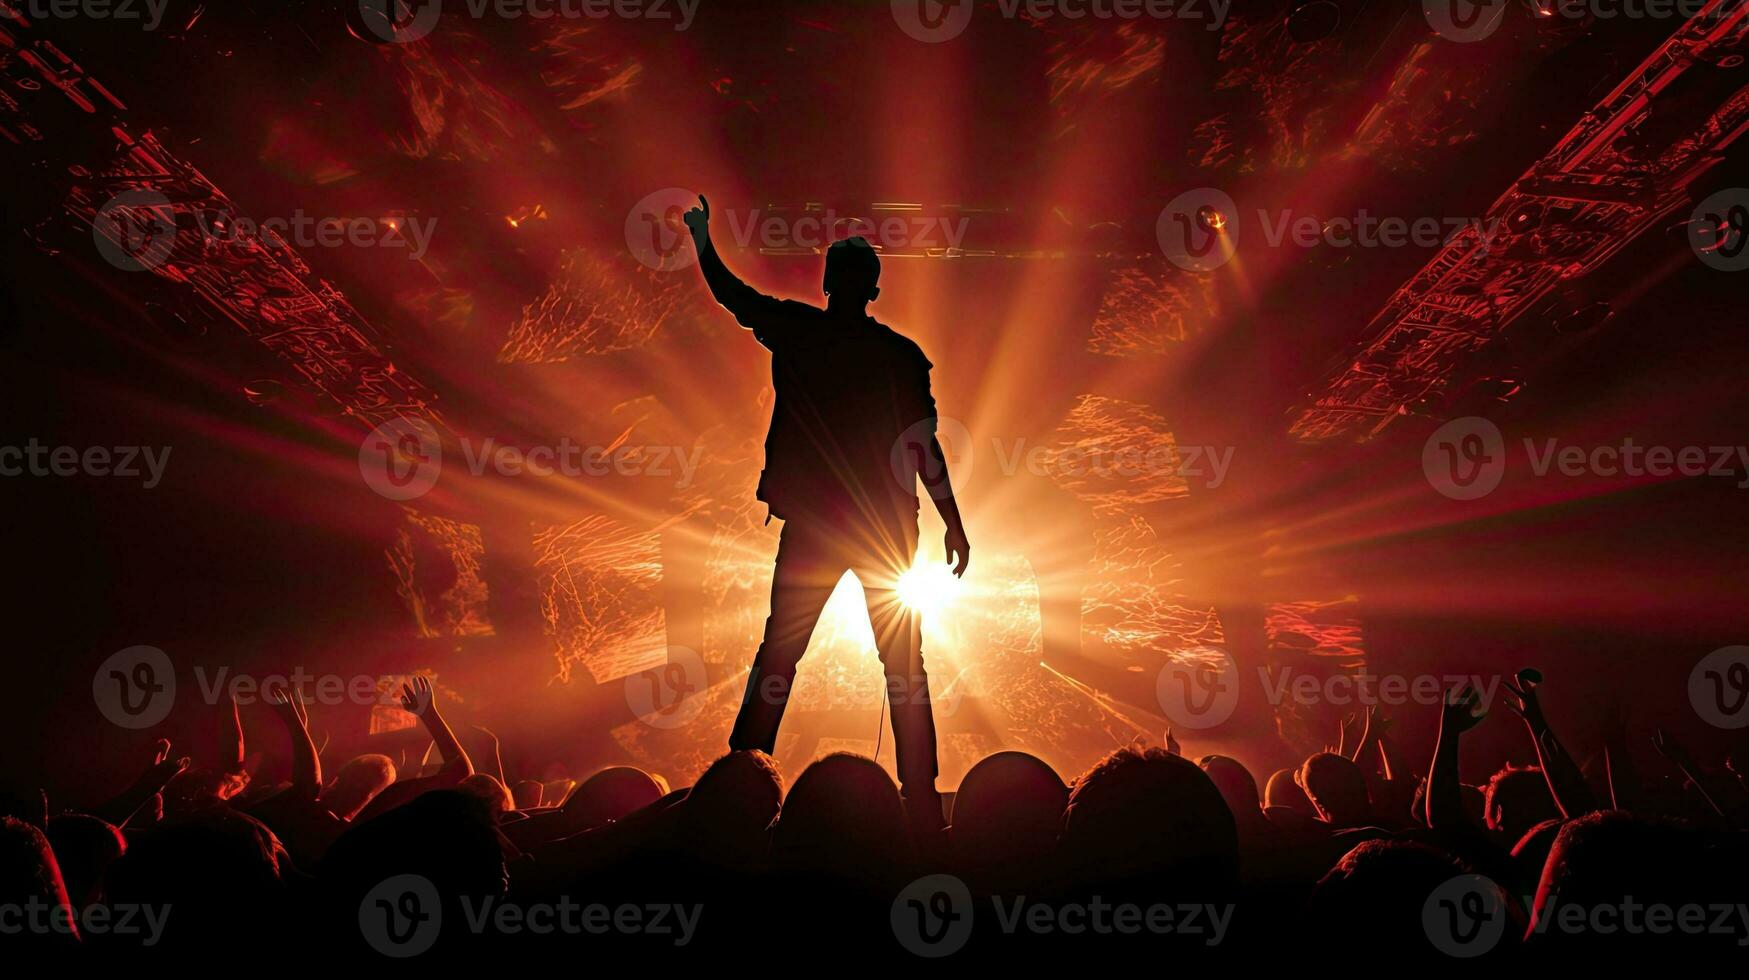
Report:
924,434,971,577
908,353,970,576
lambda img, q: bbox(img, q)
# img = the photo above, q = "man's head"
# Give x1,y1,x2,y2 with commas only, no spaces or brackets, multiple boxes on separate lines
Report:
324,754,396,822
823,236,880,307
1485,765,1560,844
1198,754,1262,819
1061,745,1238,899
1297,752,1372,827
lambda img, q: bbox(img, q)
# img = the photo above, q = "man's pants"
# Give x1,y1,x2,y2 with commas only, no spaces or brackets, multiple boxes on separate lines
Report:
728,516,939,791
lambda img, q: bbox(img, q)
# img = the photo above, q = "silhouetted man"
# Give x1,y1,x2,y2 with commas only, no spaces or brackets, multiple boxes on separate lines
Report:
683,196,969,826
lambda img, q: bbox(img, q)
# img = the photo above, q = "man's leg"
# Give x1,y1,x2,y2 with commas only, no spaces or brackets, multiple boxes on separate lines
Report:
859,554,939,797
728,522,839,754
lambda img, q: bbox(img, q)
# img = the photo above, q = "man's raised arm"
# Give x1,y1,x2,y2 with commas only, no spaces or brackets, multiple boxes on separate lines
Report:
683,195,792,331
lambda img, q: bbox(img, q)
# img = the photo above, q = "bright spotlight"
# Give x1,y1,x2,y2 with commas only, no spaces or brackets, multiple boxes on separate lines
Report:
896,562,962,615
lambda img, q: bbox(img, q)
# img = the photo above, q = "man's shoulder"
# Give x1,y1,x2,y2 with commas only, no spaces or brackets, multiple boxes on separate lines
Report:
865,318,932,368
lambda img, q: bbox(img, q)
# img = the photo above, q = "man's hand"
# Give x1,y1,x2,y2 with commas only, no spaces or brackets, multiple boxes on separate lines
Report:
1442,684,1489,733
944,523,970,578
268,685,309,728
682,194,710,244
400,675,436,717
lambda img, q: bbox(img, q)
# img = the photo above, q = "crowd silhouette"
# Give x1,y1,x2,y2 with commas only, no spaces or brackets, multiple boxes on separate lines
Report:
4,665,1747,960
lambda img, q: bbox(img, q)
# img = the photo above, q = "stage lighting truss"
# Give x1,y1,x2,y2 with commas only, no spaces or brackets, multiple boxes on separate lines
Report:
1289,0,1749,443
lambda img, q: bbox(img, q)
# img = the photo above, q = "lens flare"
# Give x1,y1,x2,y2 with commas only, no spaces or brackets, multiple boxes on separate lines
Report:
896,561,963,615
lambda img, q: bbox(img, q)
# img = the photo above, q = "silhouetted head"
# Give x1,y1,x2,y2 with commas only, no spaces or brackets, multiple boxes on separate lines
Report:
951,751,1068,886
1531,810,1729,951
1510,817,1565,882
107,808,288,946
679,751,784,871
566,766,666,829
44,813,126,906
1264,766,1315,813
1308,839,1509,957
771,753,909,886
457,773,515,819
511,780,544,810
324,754,396,822
1297,752,1372,828
1062,746,1238,899
0,817,78,947
321,789,508,906
1198,754,1263,819
1484,766,1560,845
823,236,881,309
